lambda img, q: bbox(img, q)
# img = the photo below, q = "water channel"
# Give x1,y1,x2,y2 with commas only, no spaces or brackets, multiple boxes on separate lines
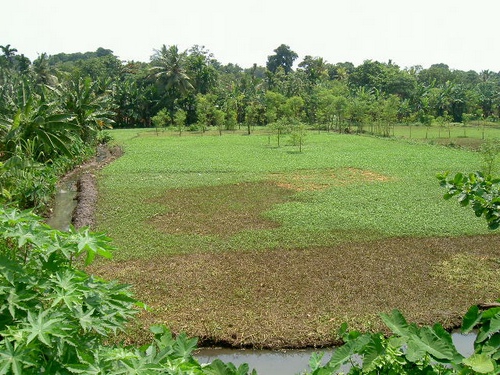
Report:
47,172,477,375
46,178,78,231
195,332,475,374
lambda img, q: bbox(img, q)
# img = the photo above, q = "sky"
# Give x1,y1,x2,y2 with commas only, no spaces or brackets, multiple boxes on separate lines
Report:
2,0,499,72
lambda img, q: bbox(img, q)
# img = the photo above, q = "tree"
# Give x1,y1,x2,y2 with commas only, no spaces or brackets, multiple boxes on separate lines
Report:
152,107,170,133
266,44,298,74
264,90,286,124
0,44,18,69
1,96,78,162
61,77,115,144
31,53,58,87
150,45,194,97
150,45,194,121
174,109,187,136
289,120,307,152
185,45,219,95
298,55,329,84
281,96,305,122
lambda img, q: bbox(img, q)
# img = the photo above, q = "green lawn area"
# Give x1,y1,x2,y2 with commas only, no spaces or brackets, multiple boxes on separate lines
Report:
91,128,500,348
96,128,488,259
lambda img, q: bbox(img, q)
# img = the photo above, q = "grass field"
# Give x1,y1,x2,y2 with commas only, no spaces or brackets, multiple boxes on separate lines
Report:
90,127,500,348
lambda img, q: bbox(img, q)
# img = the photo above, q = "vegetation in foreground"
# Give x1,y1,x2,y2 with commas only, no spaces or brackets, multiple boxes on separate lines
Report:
1,171,500,374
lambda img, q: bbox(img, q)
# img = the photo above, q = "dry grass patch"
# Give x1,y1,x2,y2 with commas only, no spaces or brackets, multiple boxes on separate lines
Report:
268,168,391,192
149,182,294,237
90,234,500,349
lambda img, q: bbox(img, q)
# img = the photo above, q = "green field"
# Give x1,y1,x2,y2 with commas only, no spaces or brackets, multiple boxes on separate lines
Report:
97,128,488,258
91,128,500,348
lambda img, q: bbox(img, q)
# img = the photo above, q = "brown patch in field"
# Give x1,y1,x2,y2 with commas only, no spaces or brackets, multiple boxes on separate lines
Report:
149,182,294,237
90,234,500,349
269,168,391,192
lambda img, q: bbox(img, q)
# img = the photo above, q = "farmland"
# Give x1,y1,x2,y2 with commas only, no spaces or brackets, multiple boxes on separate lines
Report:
89,128,500,348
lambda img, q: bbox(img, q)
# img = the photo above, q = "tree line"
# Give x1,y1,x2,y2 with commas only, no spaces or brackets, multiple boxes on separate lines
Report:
3,43,500,134
2,41,500,209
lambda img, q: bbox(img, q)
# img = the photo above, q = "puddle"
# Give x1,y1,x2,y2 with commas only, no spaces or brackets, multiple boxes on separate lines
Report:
196,332,475,375
46,179,78,231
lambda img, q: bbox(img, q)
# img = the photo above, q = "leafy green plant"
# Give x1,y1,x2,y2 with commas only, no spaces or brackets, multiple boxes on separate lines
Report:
437,171,500,229
0,206,255,374
479,139,500,176
0,152,57,210
288,121,307,152
308,305,500,374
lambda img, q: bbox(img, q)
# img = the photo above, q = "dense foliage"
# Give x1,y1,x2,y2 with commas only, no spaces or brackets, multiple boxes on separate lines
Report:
3,42,500,137
0,45,115,210
308,304,500,374
0,207,256,374
2,40,500,208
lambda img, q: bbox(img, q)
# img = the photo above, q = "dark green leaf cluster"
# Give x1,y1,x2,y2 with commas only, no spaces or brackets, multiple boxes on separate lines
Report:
0,207,256,374
308,306,500,374
438,172,500,229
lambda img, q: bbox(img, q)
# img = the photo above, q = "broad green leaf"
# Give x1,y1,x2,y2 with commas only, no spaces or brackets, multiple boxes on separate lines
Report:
406,338,427,363
361,334,387,372
380,309,409,338
462,305,481,333
481,307,500,320
408,326,458,362
308,352,325,372
482,333,500,358
174,332,198,358
326,339,358,372
463,353,495,374
203,359,230,375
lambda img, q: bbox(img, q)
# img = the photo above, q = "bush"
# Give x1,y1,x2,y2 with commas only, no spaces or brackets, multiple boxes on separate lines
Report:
0,207,255,374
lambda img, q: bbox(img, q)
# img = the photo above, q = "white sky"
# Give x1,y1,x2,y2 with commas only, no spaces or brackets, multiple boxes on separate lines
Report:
2,0,499,72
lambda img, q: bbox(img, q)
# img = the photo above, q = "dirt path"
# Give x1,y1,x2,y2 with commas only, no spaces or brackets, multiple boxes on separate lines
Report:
66,144,122,229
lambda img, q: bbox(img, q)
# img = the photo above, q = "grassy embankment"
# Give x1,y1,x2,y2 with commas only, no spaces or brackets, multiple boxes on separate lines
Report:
90,126,500,349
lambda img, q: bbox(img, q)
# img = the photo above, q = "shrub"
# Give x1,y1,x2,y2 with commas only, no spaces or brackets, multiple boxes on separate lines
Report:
0,207,255,374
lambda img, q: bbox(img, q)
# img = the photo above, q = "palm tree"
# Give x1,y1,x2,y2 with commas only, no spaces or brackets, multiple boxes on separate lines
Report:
150,45,193,96
32,53,58,87
0,44,18,68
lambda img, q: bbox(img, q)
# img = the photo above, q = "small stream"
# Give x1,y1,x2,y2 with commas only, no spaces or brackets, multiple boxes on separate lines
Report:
46,166,477,375
195,332,476,374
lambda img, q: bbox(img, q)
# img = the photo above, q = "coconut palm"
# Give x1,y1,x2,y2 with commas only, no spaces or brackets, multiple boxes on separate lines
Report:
150,45,193,97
